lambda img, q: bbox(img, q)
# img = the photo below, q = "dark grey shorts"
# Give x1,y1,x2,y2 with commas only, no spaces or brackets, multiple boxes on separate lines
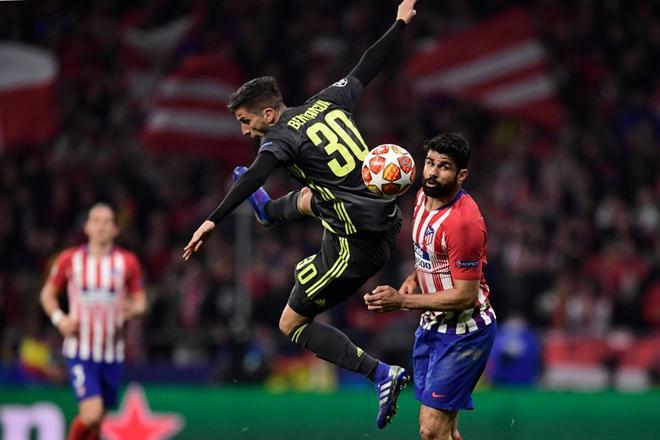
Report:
287,219,401,317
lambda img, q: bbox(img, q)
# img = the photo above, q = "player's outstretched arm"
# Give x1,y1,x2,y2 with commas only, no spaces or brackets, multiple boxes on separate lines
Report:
182,151,278,260
349,0,418,87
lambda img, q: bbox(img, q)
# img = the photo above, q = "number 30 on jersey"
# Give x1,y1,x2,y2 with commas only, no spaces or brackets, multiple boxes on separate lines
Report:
307,109,370,177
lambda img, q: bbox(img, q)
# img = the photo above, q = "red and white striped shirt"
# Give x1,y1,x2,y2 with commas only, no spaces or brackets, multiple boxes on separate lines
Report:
412,189,496,334
48,245,144,362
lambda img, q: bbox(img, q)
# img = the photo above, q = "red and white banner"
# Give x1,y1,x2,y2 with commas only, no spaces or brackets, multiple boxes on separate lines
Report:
121,15,195,101
141,53,253,162
0,43,58,150
406,8,564,129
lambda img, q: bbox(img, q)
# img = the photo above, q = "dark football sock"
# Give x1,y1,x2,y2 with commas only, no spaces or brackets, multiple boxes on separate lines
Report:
266,191,307,221
290,321,379,380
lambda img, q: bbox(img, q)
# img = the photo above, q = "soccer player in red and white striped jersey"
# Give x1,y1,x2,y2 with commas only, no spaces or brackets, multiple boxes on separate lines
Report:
40,203,147,440
365,133,496,440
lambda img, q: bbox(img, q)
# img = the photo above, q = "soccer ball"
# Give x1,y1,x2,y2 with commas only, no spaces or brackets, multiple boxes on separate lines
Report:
361,144,416,197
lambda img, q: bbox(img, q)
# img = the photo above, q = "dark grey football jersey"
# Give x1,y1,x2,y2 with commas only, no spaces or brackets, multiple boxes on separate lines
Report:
259,75,400,235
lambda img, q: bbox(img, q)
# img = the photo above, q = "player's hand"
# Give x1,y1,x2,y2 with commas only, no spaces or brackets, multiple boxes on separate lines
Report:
364,285,404,313
121,298,147,320
121,301,137,320
57,315,78,337
183,220,216,261
399,273,419,295
396,0,418,24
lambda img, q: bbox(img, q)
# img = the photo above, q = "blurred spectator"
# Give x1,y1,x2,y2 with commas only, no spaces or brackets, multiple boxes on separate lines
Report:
488,315,541,386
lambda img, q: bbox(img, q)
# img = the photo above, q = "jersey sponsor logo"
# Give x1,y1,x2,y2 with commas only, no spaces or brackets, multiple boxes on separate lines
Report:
287,99,332,130
332,78,348,87
455,259,479,268
424,226,435,245
81,288,116,303
414,243,432,270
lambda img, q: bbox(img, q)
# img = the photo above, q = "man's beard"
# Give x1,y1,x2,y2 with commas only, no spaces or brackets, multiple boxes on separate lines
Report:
423,177,458,199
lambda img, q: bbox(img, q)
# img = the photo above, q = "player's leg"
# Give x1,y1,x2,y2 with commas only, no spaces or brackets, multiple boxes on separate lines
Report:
77,397,104,438
414,326,451,439
232,166,275,225
416,328,460,440
96,361,125,439
267,187,315,221
282,229,390,379
280,304,381,380
419,323,497,439
285,225,409,428
452,413,463,440
65,358,104,440
419,405,456,440
295,187,314,215
233,166,314,224
282,299,410,430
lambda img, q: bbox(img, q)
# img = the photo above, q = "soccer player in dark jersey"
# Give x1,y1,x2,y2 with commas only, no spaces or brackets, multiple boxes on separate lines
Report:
364,134,496,440
183,0,418,429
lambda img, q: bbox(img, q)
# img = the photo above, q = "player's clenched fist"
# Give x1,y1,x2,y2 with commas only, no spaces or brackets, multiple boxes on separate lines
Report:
364,285,405,312
397,0,418,24
57,315,78,337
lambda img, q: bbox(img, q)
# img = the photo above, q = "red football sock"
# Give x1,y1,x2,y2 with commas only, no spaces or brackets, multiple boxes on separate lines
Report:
67,417,92,440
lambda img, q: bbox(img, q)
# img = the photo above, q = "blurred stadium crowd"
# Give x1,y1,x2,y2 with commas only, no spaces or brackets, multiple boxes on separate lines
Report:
1,0,659,390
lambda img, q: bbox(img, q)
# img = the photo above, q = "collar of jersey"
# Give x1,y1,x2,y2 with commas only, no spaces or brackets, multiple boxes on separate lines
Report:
425,189,465,212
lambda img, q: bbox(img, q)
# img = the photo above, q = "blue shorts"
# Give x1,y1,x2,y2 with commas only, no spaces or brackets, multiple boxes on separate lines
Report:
65,357,124,408
413,322,496,411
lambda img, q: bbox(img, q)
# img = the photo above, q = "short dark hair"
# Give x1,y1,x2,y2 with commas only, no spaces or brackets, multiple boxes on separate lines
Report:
227,76,283,113
423,133,471,170
87,202,117,225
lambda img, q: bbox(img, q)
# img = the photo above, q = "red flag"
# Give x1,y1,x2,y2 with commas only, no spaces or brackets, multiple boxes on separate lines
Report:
0,44,58,150
120,15,195,101
141,53,253,163
406,8,564,129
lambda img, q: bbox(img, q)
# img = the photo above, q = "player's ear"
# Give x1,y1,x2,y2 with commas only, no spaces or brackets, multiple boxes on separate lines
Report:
262,107,277,124
457,168,469,184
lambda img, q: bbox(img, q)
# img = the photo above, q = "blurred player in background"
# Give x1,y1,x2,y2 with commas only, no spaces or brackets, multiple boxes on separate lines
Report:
184,0,418,429
364,133,496,440
40,203,147,440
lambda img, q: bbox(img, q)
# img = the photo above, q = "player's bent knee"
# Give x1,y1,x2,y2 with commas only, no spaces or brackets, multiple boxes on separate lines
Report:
419,411,453,440
79,407,103,428
419,424,438,440
279,317,294,336
79,396,104,428
279,313,300,336
279,306,310,337
420,424,452,440
297,187,314,216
